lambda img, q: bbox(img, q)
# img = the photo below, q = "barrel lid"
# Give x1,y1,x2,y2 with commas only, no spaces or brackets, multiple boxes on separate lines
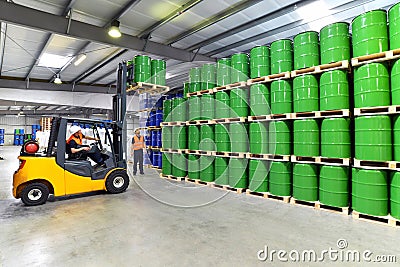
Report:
320,21,350,31
389,2,400,12
271,38,293,44
294,31,319,39
351,9,387,23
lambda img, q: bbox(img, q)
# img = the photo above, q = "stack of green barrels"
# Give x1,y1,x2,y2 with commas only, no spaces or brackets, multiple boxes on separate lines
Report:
352,6,400,219
133,55,167,85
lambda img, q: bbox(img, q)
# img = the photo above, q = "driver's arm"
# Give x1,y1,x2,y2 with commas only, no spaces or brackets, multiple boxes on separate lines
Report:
69,140,90,153
83,134,99,141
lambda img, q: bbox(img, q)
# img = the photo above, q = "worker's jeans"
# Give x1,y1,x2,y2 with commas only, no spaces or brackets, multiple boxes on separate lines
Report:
133,149,144,175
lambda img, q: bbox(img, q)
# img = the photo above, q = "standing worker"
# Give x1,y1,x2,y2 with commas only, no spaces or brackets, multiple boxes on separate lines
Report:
131,129,145,175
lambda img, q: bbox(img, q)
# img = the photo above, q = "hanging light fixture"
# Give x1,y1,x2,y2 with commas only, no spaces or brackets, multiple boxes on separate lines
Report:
108,20,122,38
54,74,62,84
74,53,87,66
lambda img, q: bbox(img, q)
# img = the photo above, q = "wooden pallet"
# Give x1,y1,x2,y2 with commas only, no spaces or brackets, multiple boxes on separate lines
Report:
127,82,170,94
160,148,186,154
351,48,400,67
291,60,350,77
353,158,398,170
224,152,246,158
247,113,292,122
212,151,231,157
187,119,216,125
197,150,214,156
245,190,291,203
315,202,349,215
164,121,187,126
291,109,350,119
138,108,152,113
291,155,320,164
186,89,214,97
159,173,185,182
352,211,400,227
290,198,318,208
268,154,291,162
247,71,291,85
354,105,400,116
185,149,200,155
147,126,162,130
212,117,247,124
213,81,248,92
209,183,245,194
319,157,351,166
148,146,161,150
246,153,270,160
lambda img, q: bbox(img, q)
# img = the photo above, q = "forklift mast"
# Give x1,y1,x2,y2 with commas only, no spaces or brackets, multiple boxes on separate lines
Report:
112,62,127,164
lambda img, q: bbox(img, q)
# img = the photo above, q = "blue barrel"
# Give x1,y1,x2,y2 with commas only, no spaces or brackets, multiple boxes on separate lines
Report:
0,139,4,145
151,131,157,147
0,129,4,134
145,117,150,127
149,110,156,127
157,152,162,168
152,152,159,167
156,130,162,147
156,109,163,126
144,152,151,165
145,132,151,146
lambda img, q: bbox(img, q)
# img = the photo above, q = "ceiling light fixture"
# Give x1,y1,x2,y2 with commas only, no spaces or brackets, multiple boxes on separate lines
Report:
108,20,122,38
54,74,62,84
74,54,87,66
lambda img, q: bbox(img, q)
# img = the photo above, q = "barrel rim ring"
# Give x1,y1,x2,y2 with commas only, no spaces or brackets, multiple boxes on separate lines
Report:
351,9,387,23
320,21,350,32
294,31,319,40
389,2,400,13
271,38,293,44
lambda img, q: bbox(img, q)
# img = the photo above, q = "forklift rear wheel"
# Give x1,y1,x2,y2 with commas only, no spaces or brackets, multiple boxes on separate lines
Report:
21,183,49,206
105,170,129,194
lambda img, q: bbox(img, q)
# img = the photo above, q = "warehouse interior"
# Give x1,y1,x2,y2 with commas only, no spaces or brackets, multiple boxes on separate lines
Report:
1,0,400,265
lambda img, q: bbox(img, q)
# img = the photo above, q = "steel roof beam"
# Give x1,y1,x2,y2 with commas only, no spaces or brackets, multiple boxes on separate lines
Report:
138,0,203,39
165,0,263,45
185,0,306,51
205,0,379,56
0,22,6,75
109,0,141,26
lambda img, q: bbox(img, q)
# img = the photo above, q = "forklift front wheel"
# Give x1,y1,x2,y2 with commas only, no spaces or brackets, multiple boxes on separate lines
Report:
21,182,50,206
105,170,129,194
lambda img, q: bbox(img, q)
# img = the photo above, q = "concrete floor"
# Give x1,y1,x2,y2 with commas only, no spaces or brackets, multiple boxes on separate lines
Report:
0,146,400,266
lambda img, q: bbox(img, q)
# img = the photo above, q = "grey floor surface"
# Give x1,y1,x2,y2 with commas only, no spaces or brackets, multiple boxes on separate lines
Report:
0,146,399,267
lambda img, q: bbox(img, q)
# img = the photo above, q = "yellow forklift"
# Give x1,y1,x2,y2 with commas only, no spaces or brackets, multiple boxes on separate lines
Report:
13,63,131,206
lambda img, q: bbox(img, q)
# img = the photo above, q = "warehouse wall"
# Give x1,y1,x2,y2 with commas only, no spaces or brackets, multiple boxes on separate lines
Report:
0,116,40,145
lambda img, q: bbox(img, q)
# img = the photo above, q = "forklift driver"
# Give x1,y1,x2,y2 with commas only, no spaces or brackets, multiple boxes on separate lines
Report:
66,125,105,166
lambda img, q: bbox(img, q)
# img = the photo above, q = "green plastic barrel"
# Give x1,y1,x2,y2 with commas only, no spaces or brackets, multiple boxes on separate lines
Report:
355,116,392,161
162,153,173,176
248,160,269,192
151,59,166,85
229,158,248,188
391,59,400,105
188,155,200,180
217,58,231,86
189,67,202,92
161,126,172,149
250,84,270,116
134,55,151,83
293,31,319,70
320,70,349,111
188,96,201,121
293,119,319,157
389,3,400,50
269,162,292,196
200,156,214,182
390,172,400,220
163,99,172,122
231,53,249,83
215,91,230,119
230,123,248,153
201,63,216,90
320,22,351,64
352,169,388,216
215,157,229,185
215,124,230,152
271,80,292,114
321,118,350,158
249,122,268,154
393,115,400,161
293,75,319,112
250,46,270,78
270,39,293,74
201,94,215,120
354,63,390,108
172,126,187,150
269,120,291,155
171,153,187,178
188,125,200,151
352,10,388,57
200,125,215,151
319,166,349,207
171,97,187,122
230,88,248,117
183,82,190,99
293,164,318,201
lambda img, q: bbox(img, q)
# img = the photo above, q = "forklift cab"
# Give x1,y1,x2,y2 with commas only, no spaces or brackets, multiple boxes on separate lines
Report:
13,117,129,206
